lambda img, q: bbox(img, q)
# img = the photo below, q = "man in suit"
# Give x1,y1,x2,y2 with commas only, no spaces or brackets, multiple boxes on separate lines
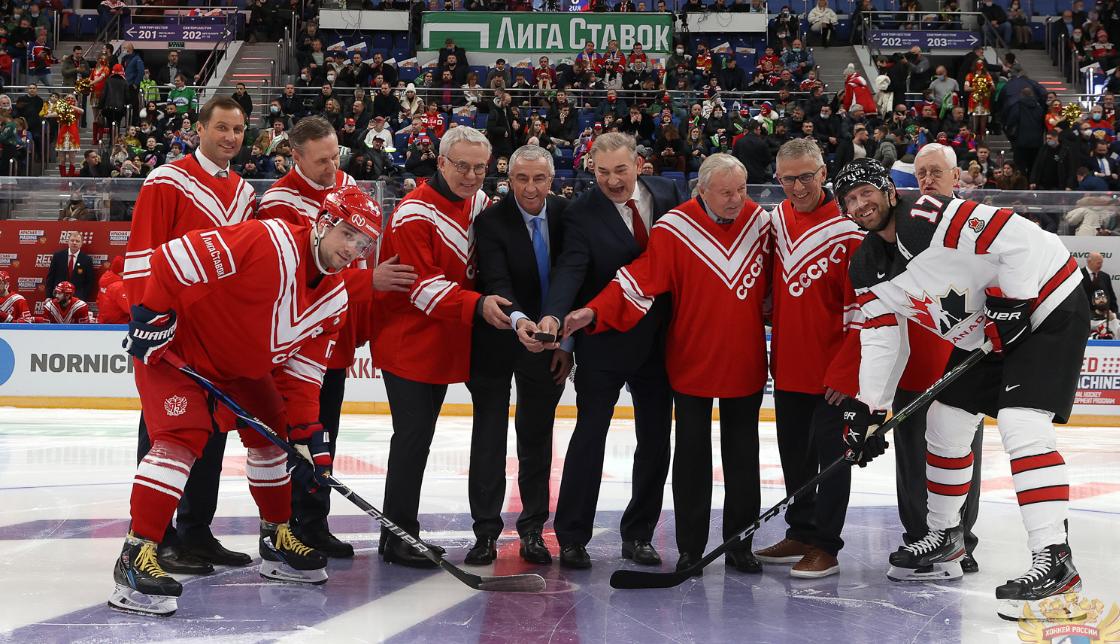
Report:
530,132,684,569
464,145,572,566
46,231,95,303
1083,252,1117,313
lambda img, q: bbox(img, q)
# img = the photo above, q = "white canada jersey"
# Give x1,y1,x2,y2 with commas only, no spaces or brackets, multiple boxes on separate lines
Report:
848,193,1081,410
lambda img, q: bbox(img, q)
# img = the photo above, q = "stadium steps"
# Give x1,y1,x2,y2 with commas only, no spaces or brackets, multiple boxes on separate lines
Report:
218,42,283,121
812,45,864,96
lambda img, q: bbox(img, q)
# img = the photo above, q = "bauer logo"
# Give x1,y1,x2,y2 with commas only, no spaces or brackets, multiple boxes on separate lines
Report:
35,254,53,269
18,229,44,244
109,230,130,245
1017,593,1120,641
0,337,14,386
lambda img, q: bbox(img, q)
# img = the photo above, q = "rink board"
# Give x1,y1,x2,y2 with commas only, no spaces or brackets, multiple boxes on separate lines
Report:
1,323,1118,425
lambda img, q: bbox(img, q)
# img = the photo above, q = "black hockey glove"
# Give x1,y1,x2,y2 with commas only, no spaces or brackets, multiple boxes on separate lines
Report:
983,296,1031,354
287,423,332,492
122,304,177,365
841,398,888,467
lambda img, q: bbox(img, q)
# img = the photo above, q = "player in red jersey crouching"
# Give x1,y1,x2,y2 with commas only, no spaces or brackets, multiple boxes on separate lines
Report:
110,186,382,617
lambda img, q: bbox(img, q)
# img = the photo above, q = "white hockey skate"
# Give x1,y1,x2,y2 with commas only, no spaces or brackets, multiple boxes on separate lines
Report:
259,521,328,585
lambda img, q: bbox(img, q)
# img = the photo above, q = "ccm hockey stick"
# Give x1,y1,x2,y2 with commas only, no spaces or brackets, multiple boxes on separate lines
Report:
164,352,547,593
610,341,993,590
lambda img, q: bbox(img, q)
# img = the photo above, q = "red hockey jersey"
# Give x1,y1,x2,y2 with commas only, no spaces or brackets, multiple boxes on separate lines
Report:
768,196,865,396
1,292,30,322
587,197,771,398
257,168,356,227
123,154,256,303
43,297,91,323
140,218,348,424
370,180,488,384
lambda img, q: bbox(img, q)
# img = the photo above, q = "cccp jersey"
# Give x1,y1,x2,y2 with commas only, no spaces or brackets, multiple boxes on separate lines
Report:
257,168,356,226
587,197,770,398
140,218,348,424
123,154,256,303
1,292,30,322
43,297,90,323
849,194,1082,411
768,193,864,396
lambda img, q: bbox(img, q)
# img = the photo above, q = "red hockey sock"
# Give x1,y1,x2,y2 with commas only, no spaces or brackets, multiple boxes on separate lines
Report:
130,440,196,542
246,445,291,524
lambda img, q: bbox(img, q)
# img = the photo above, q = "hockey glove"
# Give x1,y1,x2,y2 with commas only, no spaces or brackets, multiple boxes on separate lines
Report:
122,304,177,365
287,423,332,492
983,296,1031,354
841,398,888,467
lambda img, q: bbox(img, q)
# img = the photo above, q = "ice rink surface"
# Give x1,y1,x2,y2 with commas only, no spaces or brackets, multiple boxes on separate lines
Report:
1,408,1118,643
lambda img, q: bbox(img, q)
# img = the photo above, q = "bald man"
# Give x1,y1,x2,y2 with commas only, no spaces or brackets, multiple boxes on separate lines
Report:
1082,252,1117,313
891,143,985,577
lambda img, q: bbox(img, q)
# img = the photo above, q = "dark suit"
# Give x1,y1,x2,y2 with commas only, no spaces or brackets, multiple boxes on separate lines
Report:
543,175,685,548
467,194,569,540
45,248,95,302
1083,267,1117,313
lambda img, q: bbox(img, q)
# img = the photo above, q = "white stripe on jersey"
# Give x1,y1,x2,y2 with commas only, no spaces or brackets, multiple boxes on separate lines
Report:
654,206,769,289
616,266,654,313
144,164,255,229
770,202,865,280
393,201,471,264
410,274,456,315
164,237,207,287
259,187,320,223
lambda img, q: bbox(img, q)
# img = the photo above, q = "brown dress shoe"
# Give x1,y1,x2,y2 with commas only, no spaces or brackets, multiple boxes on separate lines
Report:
790,547,840,579
754,538,810,564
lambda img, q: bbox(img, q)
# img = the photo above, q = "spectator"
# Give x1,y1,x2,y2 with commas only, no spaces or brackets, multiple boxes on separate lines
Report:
1077,165,1109,191
365,136,398,178
164,142,185,164
994,161,1028,190
1004,87,1045,175
719,57,748,92
168,74,198,116
405,132,438,176
807,0,838,47
443,53,468,86
486,58,512,90
120,42,144,88
101,64,129,137
834,123,869,173
1008,0,1032,47
231,83,253,121
368,52,398,87
59,196,93,221
928,65,959,106
979,0,1012,46
959,161,987,193
61,46,84,88
781,40,814,79
28,32,54,84
156,50,192,88
732,119,771,183
1090,140,1119,189
437,38,469,67
872,125,897,168
45,231,95,302
80,149,113,178
399,83,424,119
1030,130,1064,189
1082,252,1117,312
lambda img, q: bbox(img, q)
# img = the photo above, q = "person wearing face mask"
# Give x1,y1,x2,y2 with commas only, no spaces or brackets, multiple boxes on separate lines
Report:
928,66,959,107
666,44,690,71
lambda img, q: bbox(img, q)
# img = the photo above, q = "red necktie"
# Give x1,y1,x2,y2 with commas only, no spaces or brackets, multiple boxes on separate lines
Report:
626,199,648,251
68,253,75,277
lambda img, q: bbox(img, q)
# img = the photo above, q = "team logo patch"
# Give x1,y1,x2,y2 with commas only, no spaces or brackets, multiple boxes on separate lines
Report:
967,217,985,233
164,395,189,417
351,214,366,228
907,287,970,335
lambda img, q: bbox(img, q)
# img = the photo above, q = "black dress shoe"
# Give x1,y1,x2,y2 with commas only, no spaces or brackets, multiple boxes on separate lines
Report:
559,544,592,569
464,537,497,565
382,538,438,568
157,544,215,575
621,540,661,566
725,549,763,574
519,532,552,565
961,553,979,573
299,528,355,559
183,536,252,567
675,552,703,577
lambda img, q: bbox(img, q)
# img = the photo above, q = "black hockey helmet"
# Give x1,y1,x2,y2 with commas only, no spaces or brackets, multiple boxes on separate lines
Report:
833,157,894,215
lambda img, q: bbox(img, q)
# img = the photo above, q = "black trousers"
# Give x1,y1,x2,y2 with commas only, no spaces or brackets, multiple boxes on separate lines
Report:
672,391,762,555
772,390,850,556
291,367,347,534
380,369,448,544
466,350,564,540
553,353,672,548
136,410,228,546
893,388,983,554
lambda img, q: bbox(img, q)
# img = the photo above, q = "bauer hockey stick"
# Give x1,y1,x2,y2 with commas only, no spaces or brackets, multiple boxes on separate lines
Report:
610,341,993,590
163,352,547,594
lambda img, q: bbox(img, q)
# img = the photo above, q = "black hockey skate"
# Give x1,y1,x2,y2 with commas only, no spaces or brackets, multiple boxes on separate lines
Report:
996,543,1086,621
887,526,965,582
259,521,328,585
108,534,183,617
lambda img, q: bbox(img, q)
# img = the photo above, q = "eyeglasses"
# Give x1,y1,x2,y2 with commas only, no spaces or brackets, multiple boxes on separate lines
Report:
443,156,488,176
775,166,824,186
914,167,946,180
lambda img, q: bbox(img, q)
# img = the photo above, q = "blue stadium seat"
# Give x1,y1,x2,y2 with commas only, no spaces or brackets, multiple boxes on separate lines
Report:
372,33,392,51
556,169,574,178
79,15,98,36
661,171,688,195
453,114,475,126
475,112,488,128
579,112,596,130
398,67,420,82
1032,0,1056,14
394,131,410,149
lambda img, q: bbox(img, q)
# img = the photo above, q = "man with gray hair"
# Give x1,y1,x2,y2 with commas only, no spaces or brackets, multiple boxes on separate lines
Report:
532,132,685,569
753,138,865,579
563,153,770,576
463,144,572,566
370,126,515,568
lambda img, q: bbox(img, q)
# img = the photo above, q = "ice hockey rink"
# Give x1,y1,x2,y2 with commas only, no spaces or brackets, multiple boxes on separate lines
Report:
1,407,1118,644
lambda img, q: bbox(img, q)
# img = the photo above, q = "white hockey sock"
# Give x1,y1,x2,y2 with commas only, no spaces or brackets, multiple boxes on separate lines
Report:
925,401,984,532
998,407,1069,551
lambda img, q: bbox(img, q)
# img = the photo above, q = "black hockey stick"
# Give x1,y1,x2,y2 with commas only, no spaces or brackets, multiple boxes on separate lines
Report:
610,341,992,590
163,352,547,593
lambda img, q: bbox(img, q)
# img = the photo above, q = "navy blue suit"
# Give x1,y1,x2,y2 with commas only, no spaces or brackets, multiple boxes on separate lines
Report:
543,175,686,548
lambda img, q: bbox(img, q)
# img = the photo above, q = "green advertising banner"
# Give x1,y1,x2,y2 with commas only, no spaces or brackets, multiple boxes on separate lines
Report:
420,12,673,55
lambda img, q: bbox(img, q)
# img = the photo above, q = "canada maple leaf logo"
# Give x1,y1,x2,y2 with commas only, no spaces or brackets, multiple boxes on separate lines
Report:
906,287,969,335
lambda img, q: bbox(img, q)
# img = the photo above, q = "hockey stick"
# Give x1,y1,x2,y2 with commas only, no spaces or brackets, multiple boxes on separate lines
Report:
610,341,993,590
162,352,547,593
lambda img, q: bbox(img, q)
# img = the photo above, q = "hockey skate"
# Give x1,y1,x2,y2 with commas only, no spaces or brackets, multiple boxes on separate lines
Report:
108,534,183,617
260,521,328,585
996,543,1086,621
887,526,965,582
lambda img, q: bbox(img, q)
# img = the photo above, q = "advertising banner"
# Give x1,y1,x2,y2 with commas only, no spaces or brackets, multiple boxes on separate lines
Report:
420,12,673,55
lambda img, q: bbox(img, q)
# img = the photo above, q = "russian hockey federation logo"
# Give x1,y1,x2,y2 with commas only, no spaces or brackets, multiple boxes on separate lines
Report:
907,287,970,335
163,395,188,417
967,217,986,234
